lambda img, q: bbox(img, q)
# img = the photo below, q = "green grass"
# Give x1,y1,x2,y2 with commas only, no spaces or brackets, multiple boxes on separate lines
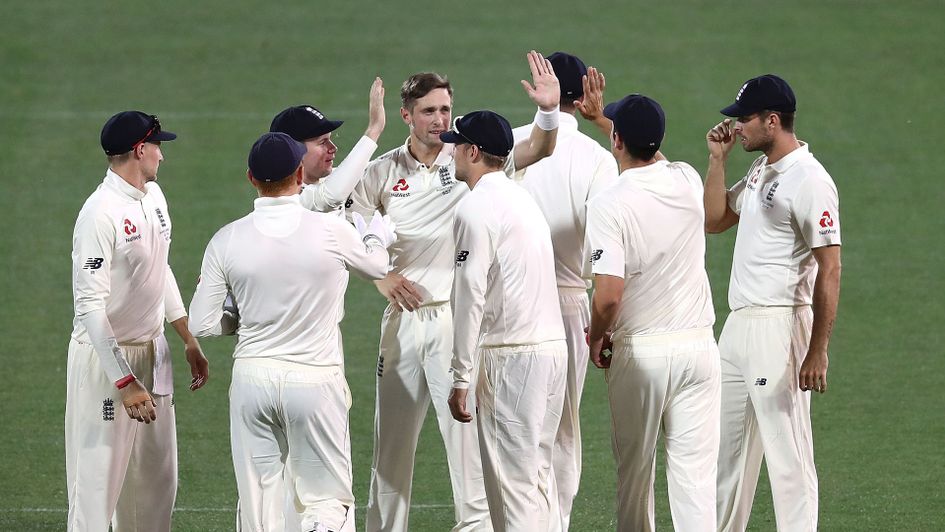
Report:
2,0,944,530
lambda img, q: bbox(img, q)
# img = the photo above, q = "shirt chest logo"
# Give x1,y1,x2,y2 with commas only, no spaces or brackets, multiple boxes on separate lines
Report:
746,168,763,191
761,180,780,209
123,218,142,242
391,178,411,197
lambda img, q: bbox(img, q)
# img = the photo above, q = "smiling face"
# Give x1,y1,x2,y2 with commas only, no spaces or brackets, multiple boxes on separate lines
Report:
300,132,337,183
402,88,452,152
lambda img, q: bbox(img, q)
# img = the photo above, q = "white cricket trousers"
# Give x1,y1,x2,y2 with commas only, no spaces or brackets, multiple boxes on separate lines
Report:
367,302,490,532
230,359,353,532
716,306,818,532
554,288,590,531
606,327,720,532
477,340,568,532
65,336,177,532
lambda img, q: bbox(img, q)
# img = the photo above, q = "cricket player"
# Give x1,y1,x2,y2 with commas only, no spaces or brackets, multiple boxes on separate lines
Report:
188,132,394,532
510,51,618,530
66,110,210,531
705,74,842,531
585,94,720,531
445,109,567,532
270,77,386,212
348,50,562,532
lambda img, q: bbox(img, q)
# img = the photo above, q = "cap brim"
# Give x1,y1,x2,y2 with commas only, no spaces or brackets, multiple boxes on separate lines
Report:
323,120,343,134
603,101,620,120
151,130,177,141
439,131,465,144
720,102,755,117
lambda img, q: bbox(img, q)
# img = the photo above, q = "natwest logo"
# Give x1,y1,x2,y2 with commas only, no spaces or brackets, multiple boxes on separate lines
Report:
123,219,138,235
392,178,409,192
819,211,834,228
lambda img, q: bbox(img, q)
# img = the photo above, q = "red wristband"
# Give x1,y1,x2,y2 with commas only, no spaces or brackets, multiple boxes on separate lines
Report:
115,375,135,389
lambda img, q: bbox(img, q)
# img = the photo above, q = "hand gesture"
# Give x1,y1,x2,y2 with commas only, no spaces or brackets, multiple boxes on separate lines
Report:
374,272,423,311
185,338,209,391
120,380,157,423
365,77,385,142
707,118,737,159
448,387,473,423
575,66,606,121
585,326,614,369
352,210,397,248
798,349,828,393
521,50,560,111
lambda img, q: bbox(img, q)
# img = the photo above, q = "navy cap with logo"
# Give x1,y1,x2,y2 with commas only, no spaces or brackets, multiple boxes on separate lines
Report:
547,52,588,100
439,110,514,157
101,111,177,155
247,132,307,182
721,74,796,117
270,105,343,142
604,94,665,150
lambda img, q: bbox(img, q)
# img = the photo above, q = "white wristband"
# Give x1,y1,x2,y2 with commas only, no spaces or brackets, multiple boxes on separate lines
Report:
535,107,560,131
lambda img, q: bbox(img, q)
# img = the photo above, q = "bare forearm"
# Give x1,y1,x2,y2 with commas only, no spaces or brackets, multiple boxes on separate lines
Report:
590,293,620,341
704,156,730,232
809,263,841,354
169,316,197,345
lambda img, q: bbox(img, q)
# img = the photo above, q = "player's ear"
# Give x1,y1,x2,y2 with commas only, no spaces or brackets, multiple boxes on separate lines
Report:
246,169,255,186
400,107,411,126
295,165,304,186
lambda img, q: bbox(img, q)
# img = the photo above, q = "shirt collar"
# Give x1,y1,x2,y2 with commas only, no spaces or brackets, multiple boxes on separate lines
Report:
531,109,578,132
403,137,454,172
254,195,302,210
104,169,147,201
620,160,670,184
767,142,811,174
477,171,508,187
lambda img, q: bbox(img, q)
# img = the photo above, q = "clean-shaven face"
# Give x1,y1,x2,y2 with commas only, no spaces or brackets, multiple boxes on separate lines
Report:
403,88,452,150
141,141,164,182
301,132,337,183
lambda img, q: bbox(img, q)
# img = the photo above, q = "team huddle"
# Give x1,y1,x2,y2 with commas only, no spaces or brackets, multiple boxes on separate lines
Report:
66,50,842,532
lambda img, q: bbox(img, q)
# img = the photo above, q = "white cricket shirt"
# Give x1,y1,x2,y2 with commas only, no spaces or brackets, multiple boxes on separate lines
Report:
71,170,185,380
451,172,566,389
726,143,841,310
512,111,618,289
188,195,389,367
299,135,378,212
586,161,715,337
348,138,515,305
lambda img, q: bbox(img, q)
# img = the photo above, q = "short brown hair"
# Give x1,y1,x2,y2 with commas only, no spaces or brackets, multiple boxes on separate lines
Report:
762,110,796,133
107,151,133,165
480,152,507,170
401,73,452,111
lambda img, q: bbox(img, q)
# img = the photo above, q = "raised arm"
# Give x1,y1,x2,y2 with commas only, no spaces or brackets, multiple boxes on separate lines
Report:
512,50,560,170
300,78,385,212
705,119,740,233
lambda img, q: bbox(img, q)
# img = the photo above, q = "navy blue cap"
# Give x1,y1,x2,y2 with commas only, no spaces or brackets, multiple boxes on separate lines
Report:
101,111,176,155
604,94,665,149
439,110,514,157
547,52,588,99
270,105,343,142
247,132,307,182
721,74,796,117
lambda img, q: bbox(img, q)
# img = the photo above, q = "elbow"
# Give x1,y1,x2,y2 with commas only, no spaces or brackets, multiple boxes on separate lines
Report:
704,220,724,234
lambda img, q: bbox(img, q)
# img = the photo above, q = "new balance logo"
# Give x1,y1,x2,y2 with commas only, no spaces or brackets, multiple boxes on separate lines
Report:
102,398,115,421
83,257,104,270
755,378,767,386
376,356,384,378
344,198,354,209
455,250,469,262
590,249,603,263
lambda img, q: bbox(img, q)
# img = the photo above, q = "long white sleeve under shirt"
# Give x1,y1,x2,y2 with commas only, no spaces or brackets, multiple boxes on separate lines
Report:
450,172,566,389
512,111,618,289
188,195,389,367
299,135,378,212
71,169,185,383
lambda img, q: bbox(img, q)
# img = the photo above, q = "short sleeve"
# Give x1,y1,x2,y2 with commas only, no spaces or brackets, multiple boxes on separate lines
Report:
793,174,841,249
585,197,632,278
